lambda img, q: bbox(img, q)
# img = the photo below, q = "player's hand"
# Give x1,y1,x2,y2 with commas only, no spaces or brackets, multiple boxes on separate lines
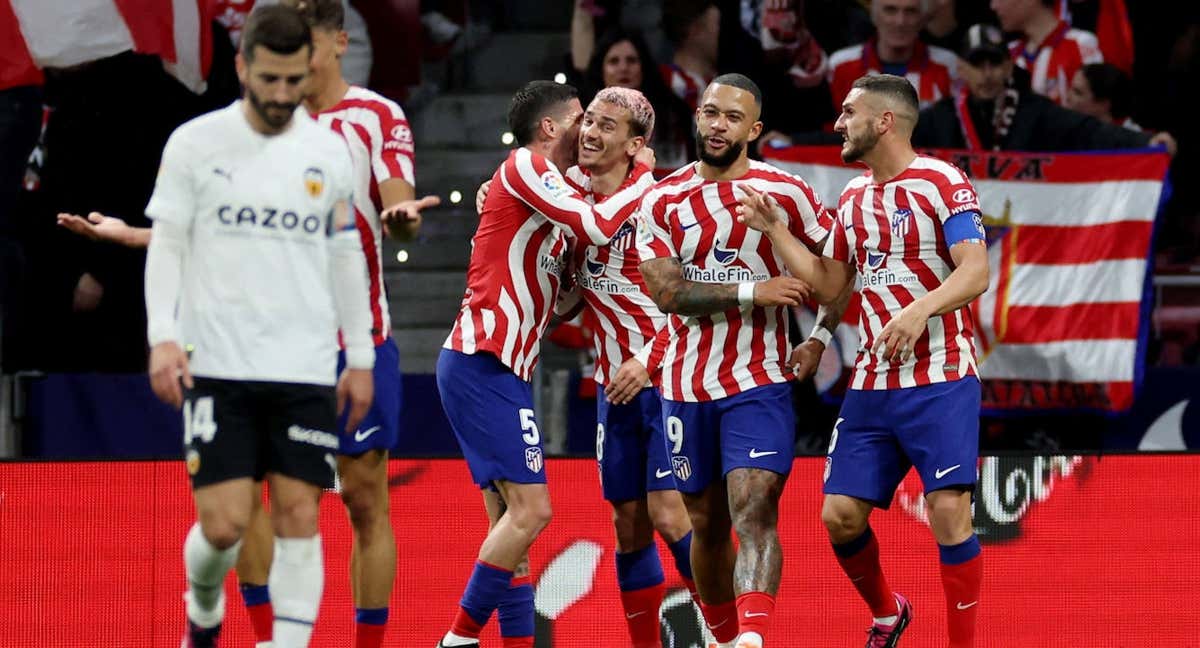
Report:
57,211,132,245
736,185,785,234
752,276,810,307
381,194,440,238
149,341,192,409
336,368,375,433
872,302,931,364
605,358,649,405
634,145,656,171
475,180,492,214
790,337,825,381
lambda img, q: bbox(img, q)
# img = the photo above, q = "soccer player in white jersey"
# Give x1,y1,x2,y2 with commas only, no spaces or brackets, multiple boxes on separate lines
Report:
562,87,700,647
229,2,430,646
637,73,830,648
143,6,375,648
435,80,657,648
736,74,989,648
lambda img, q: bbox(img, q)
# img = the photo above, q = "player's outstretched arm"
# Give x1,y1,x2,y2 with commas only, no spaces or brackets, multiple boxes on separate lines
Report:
380,191,440,241
58,212,151,248
639,257,809,317
873,241,989,363
737,186,851,302
144,221,192,408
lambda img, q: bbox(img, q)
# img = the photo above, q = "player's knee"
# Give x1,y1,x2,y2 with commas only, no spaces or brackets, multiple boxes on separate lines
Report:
272,498,320,535
198,516,246,550
513,497,553,535
612,505,654,551
821,501,867,541
648,500,690,540
339,481,386,530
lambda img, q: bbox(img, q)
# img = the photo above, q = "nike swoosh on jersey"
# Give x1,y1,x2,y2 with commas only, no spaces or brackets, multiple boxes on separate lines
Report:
655,469,673,479
748,449,778,458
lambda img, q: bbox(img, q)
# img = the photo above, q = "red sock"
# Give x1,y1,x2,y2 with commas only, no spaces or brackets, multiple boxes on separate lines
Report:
940,553,983,648
833,529,898,618
354,622,386,648
735,592,775,639
451,607,484,639
699,599,739,643
502,638,535,647
245,602,273,643
619,582,665,647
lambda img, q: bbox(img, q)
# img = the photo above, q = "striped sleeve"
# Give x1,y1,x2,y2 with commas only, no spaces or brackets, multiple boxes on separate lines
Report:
823,207,851,263
635,193,674,262
371,99,416,185
780,175,832,249
502,148,637,245
931,163,980,221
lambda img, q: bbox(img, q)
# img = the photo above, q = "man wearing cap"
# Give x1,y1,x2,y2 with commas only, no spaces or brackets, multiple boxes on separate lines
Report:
912,23,1174,154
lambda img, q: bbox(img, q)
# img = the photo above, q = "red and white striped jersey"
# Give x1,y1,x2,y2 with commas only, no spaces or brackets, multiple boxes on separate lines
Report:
562,165,664,385
636,161,831,402
827,38,957,111
825,155,981,390
1009,21,1103,105
311,86,416,345
659,63,713,112
444,148,655,381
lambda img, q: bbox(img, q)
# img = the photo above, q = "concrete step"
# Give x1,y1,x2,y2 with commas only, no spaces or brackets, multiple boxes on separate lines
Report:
410,93,513,148
415,147,509,185
464,32,571,91
382,236,471,271
415,207,480,239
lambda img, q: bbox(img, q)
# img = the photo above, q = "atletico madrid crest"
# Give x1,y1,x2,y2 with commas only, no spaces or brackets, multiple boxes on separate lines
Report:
525,447,544,473
672,456,692,482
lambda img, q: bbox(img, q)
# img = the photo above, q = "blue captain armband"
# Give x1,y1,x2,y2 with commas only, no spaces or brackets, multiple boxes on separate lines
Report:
944,210,986,247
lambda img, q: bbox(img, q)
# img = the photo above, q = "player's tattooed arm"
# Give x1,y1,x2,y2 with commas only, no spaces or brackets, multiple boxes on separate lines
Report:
640,258,739,316
640,258,810,317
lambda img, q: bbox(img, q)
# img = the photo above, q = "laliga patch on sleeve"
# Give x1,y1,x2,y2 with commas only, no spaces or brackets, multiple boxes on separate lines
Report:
540,171,573,200
636,216,654,244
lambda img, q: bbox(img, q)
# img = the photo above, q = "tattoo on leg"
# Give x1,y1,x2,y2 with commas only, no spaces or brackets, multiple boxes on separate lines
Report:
727,469,787,595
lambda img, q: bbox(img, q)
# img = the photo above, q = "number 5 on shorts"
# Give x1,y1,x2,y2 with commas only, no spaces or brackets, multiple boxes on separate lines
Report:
519,408,540,445
183,396,218,445
666,416,684,454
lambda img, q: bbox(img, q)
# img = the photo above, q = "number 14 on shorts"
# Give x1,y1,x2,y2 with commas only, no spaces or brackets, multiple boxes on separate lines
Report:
184,396,218,444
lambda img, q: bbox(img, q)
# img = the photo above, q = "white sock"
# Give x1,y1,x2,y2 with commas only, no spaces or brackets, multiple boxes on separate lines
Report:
735,631,764,647
183,523,241,628
873,614,899,626
269,535,324,648
440,632,479,646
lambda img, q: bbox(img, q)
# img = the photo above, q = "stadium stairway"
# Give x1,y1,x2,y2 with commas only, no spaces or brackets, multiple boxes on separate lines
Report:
388,28,572,373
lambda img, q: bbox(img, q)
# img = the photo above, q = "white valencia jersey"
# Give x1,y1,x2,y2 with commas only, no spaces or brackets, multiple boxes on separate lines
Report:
636,161,831,402
826,155,980,390
145,102,357,385
563,165,664,385
443,148,655,381
311,86,416,344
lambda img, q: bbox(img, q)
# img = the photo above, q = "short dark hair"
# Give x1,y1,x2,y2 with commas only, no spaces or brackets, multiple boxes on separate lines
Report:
851,74,920,117
507,81,579,146
282,0,345,31
241,4,312,61
1080,62,1134,121
662,0,715,46
709,73,763,108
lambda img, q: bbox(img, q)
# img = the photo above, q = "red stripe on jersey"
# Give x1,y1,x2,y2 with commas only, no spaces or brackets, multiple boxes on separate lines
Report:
669,320,689,398
747,305,769,387
1015,222,1149,264
353,205,385,343
0,0,42,88
327,97,414,181
691,319,716,400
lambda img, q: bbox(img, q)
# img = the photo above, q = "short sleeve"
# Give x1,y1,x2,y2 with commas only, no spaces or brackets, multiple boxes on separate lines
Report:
778,176,832,249
635,199,675,263
372,101,416,186
934,165,981,223
145,130,195,228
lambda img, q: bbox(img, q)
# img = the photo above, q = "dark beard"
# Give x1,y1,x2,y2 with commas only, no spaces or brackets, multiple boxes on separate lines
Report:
695,128,744,168
840,129,880,163
246,88,296,132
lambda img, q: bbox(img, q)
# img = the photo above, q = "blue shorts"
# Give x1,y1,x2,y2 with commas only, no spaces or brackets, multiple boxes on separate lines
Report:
337,337,403,455
823,378,981,508
436,349,547,490
660,383,795,494
596,387,674,502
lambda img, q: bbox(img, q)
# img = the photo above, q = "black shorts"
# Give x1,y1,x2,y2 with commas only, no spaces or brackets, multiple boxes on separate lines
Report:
182,377,338,489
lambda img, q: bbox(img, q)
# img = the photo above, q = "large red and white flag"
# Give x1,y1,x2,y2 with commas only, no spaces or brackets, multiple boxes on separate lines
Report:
1,0,214,92
764,145,1170,412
